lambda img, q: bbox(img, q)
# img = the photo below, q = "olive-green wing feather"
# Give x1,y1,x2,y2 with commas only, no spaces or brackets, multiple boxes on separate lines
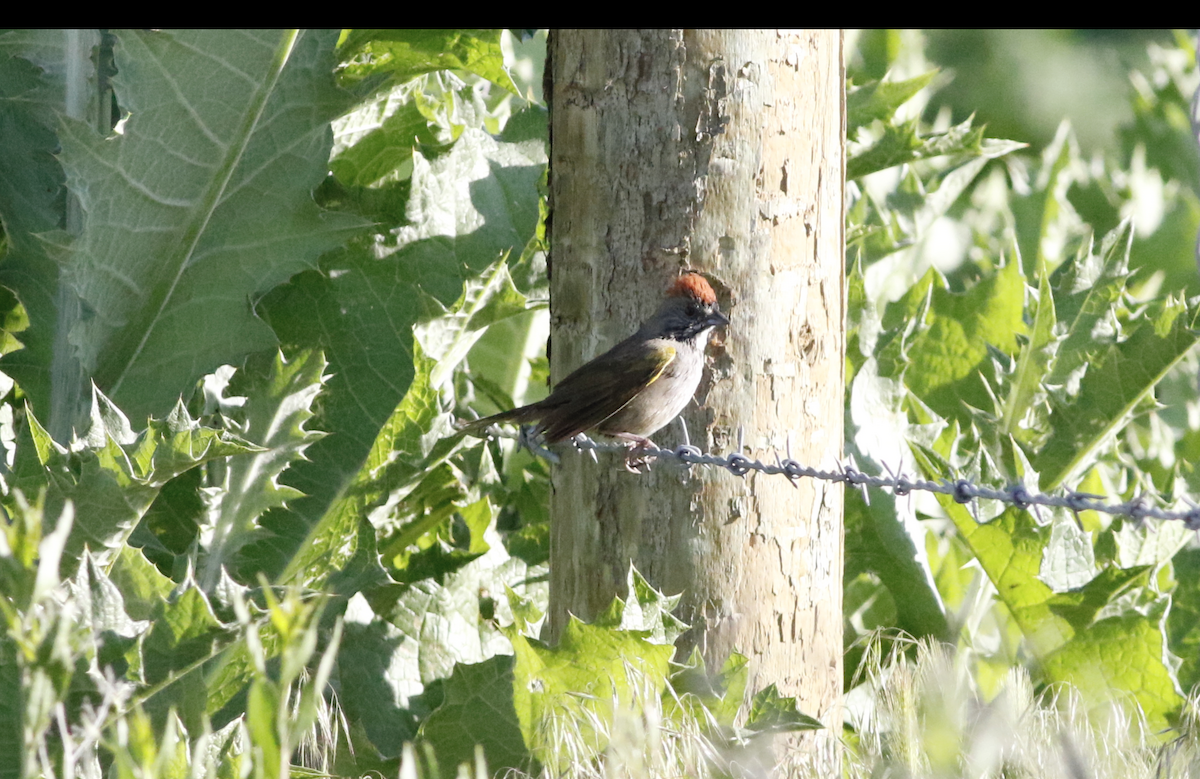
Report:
536,338,676,442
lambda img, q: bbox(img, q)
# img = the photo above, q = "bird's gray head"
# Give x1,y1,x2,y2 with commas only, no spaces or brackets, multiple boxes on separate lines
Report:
649,273,729,342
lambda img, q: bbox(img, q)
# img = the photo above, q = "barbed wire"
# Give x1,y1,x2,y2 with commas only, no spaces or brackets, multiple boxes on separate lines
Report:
472,422,1200,530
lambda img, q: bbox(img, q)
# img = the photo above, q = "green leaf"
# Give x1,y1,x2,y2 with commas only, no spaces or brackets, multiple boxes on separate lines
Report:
1035,294,1200,489
264,132,544,573
844,492,950,642
1041,603,1183,733
848,118,921,180
279,341,457,591
140,581,234,734
1037,513,1096,592
200,350,326,589
108,545,177,622
667,649,749,730
129,468,205,577
609,566,688,646
508,617,673,772
1012,120,1082,275
1112,517,1193,568
385,483,494,585
998,268,1057,445
1168,549,1200,692
847,71,938,135
0,31,75,426
333,546,543,760
74,549,147,648
8,390,257,578
845,354,950,644
913,446,1072,659
338,30,518,96
848,117,1000,180
57,30,368,421
1045,222,1133,390
330,83,442,189
1047,565,1152,632
901,261,1027,425
420,654,530,778
592,565,682,638
743,683,824,735
332,594,430,755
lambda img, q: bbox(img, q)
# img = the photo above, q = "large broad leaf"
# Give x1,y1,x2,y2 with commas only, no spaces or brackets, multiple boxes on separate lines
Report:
912,445,1183,727
262,133,544,578
419,654,530,779
898,261,1028,426
1041,602,1183,733
47,30,367,422
326,544,542,760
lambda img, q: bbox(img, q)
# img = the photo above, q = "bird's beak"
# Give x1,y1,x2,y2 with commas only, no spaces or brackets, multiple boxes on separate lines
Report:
707,310,730,328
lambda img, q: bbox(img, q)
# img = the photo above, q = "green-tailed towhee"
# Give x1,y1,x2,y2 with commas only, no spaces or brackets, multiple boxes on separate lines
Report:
463,272,728,448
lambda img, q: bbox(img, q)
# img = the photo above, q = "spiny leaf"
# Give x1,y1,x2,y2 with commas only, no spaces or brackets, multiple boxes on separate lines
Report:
1046,221,1134,390
848,117,992,180
744,684,824,735
901,261,1028,426
912,445,1072,659
593,565,687,646
1012,120,1083,275
1035,294,1200,490
7,389,257,577
998,267,1057,446
197,351,328,591
847,70,938,135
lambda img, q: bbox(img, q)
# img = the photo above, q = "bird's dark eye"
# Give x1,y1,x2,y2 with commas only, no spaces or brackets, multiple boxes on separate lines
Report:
686,302,699,317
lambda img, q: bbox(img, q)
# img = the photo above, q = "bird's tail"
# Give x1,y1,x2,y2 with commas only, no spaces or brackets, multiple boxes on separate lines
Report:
457,404,540,437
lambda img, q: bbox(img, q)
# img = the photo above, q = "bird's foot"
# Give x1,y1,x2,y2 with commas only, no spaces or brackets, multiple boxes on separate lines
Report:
613,434,659,473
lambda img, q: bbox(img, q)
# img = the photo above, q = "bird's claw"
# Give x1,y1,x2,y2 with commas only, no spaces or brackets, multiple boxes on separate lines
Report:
620,436,659,473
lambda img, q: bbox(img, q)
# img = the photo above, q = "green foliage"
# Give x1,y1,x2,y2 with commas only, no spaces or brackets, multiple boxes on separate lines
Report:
0,30,369,437
845,639,1200,778
0,27,552,778
845,30,1200,749
2,25,1199,779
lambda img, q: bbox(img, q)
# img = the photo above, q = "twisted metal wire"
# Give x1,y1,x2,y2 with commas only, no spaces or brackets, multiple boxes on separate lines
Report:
472,423,1200,529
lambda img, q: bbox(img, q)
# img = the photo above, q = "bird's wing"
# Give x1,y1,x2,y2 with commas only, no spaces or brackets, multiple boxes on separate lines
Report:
537,339,676,442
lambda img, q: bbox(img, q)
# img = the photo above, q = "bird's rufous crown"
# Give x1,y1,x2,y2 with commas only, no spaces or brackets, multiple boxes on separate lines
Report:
668,273,718,305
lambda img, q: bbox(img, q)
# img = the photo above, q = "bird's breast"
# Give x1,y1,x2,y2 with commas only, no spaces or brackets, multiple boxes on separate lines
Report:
596,338,706,439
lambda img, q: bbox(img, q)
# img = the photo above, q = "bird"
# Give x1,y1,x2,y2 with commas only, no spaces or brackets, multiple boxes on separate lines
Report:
461,272,729,456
